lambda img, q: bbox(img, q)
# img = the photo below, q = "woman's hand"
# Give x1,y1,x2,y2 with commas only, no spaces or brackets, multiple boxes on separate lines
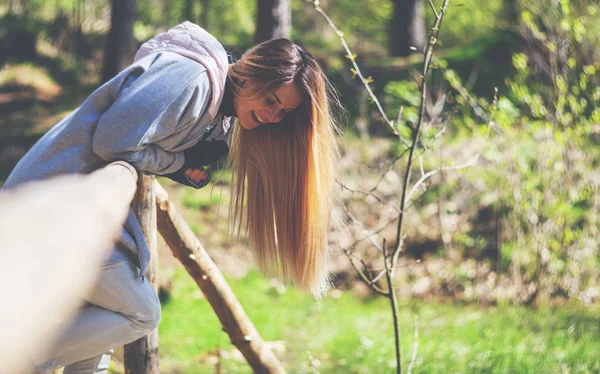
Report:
162,140,228,189
184,167,209,185
163,167,210,189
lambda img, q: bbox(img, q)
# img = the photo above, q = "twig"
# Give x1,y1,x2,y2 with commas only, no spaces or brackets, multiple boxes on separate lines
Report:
371,268,387,284
344,210,391,294
396,106,405,127
435,57,490,123
311,2,410,147
428,0,440,18
488,87,499,136
347,185,435,252
434,124,447,138
391,0,450,276
383,240,402,373
312,2,456,373
343,249,388,296
403,85,498,205
405,153,481,205
407,316,420,374
345,209,385,255
339,181,401,213
368,148,410,194
369,259,421,272
349,214,398,249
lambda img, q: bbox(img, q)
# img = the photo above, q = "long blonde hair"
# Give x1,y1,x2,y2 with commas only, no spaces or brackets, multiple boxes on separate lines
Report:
227,39,339,297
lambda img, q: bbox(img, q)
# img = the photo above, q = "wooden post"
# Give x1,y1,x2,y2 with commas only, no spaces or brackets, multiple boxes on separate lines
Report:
154,181,286,373
124,174,160,373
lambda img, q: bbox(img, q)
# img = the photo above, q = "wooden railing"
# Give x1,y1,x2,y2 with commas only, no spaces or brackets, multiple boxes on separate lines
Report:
0,162,285,374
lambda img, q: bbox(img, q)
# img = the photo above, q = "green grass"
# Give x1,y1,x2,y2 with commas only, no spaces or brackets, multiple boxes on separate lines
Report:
158,269,600,373
181,185,228,210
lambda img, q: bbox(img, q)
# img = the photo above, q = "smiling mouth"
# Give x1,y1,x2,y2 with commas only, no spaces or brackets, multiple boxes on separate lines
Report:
252,111,266,124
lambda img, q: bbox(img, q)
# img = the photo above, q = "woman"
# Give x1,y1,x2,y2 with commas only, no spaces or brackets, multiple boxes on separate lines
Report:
4,22,339,373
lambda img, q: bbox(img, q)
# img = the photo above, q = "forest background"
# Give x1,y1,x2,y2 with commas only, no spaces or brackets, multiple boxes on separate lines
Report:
0,0,599,373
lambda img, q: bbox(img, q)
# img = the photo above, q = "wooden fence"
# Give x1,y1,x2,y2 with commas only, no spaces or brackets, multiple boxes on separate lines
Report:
0,162,285,374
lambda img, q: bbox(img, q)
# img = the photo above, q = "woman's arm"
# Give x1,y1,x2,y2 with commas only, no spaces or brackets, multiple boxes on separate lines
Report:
92,59,211,175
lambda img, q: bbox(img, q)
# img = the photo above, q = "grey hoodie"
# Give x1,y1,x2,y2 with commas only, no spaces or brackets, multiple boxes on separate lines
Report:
3,23,230,278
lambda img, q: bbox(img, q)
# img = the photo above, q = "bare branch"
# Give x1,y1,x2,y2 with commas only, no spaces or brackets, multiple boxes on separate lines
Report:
383,240,402,372
343,249,388,296
371,268,387,284
312,2,457,372
338,181,401,213
155,182,286,373
434,124,447,138
343,210,392,293
350,215,398,249
311,3,410,147
362,222,385,252
407,316,420,374
368,148,410,194
434,57,492,123
391,0,450,275
405,153,481,205
428,0,440,18
402,84,499,207
369,259,421,272
396,106,405,127
345,209,386,256
346,187,435,254
488,87,499,136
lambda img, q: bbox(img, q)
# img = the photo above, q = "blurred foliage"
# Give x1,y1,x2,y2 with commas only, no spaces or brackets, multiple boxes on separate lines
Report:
0,0,514,64
424,0,506,47
369,0,599,304
489,0,599,302
1,0,599,305
443,0,599,302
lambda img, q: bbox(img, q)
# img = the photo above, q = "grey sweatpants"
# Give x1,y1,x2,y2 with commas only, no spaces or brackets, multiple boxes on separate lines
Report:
33,259,161,373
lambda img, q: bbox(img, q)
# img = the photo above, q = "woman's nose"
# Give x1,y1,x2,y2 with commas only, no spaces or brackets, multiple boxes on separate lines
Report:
265,108,278,123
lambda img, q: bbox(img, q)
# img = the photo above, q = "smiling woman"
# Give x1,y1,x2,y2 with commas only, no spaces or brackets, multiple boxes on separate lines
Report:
234,82,304,130
226,38,340,297
1,22,340,373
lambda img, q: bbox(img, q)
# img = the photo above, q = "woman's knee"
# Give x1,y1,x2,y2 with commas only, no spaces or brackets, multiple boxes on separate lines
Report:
142,298,161,331
92,260,161,335
129,286,161,333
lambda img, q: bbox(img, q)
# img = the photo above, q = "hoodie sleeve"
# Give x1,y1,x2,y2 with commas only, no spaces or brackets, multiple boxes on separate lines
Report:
92,58,211,175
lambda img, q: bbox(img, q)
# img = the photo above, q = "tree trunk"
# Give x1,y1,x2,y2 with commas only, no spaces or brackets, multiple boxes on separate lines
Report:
154,181,286,373
254,0,291,44
182,0,194,23
389,0,425,57
503,0,520,25
162,0,172,26
200,0,210,29
124,175,160,374
102,0,137,82
73,0,87,58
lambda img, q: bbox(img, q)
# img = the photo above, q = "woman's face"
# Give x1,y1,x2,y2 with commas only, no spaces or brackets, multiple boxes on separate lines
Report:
234,82,304,130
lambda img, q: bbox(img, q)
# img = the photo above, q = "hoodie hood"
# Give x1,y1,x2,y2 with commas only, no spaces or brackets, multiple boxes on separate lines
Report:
134,22,229,119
